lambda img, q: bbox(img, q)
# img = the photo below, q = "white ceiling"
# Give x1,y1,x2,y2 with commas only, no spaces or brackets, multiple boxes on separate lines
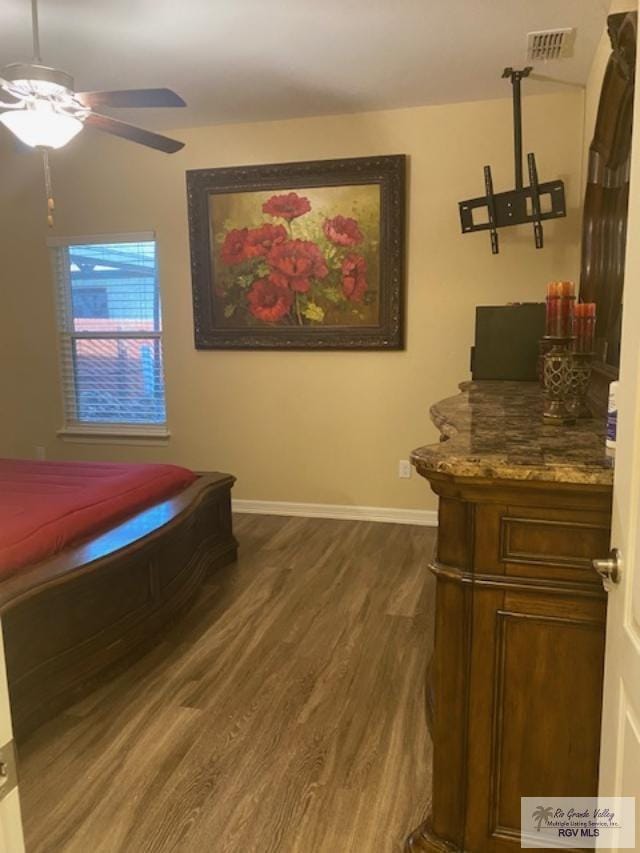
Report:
0,0,609,129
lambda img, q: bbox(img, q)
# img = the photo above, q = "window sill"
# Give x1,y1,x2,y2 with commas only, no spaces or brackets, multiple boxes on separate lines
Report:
57,425,171,446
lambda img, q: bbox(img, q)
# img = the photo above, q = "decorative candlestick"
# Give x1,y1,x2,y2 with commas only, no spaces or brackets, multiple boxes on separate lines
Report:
542,335,576,424
568,351,594,419
537,337,554,385
567,302,596,419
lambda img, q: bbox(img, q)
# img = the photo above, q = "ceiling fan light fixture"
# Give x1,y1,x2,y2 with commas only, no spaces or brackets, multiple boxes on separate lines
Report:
0,102,83,148
0,62,75,94
13,77,69,98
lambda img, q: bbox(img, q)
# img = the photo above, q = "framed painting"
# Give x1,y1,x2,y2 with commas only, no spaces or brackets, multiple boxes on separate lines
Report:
186,155,405,349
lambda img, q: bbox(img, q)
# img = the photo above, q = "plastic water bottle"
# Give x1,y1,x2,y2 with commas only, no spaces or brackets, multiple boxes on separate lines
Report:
607,381,618,451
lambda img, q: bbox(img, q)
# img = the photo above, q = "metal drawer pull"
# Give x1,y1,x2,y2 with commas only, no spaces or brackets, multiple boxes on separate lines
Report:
592,548,621,585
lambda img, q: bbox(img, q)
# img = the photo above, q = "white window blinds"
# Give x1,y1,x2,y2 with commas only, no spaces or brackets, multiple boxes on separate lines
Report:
51,237,167,430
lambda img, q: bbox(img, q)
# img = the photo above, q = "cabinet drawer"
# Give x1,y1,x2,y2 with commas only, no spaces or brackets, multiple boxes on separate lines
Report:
474,503,610,584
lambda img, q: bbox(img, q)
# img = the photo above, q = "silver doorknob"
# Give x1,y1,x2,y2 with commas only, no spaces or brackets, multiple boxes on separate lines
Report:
592,548,621,584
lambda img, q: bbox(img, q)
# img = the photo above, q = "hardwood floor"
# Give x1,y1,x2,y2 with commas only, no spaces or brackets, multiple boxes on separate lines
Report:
18,515,435,853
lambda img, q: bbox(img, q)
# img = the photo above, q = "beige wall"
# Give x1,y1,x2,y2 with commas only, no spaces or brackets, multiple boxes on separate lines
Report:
0,91,584,511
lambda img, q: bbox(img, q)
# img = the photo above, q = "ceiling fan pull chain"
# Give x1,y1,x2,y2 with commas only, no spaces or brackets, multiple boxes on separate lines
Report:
41,148,55,228
31,0,42,62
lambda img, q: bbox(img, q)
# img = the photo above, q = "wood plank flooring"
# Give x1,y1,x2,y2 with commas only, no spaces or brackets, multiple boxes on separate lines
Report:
18,515,436,853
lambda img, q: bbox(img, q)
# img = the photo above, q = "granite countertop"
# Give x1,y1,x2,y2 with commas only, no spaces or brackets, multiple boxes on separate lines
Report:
411,380,614,486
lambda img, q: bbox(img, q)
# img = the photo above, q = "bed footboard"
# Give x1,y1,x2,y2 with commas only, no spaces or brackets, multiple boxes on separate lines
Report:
0,472,237,740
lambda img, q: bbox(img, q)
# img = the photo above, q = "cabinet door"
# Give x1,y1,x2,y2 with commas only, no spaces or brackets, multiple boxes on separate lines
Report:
464,588,605,853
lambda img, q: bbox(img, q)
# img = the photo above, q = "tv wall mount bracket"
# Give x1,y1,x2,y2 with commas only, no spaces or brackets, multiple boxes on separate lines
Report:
458,67,567,255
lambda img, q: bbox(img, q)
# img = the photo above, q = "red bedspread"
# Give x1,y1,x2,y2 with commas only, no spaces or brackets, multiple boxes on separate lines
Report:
0,459,197,576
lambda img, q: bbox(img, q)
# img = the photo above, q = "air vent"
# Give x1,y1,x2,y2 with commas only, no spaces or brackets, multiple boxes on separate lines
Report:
526,28,576,61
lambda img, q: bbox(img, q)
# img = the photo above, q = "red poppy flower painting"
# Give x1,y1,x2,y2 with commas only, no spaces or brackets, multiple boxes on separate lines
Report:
187,155,405,348
246,278,293,322
244,223,287,258
211,185,380,329
323,215,363,247
267,239,329,293
341,254,368,302
220,228,248,265
262,192,311,220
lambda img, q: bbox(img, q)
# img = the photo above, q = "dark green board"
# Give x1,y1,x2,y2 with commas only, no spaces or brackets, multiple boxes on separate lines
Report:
471,303,546,381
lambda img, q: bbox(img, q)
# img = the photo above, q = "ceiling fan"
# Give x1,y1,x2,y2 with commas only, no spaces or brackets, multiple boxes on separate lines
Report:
0,0,186,154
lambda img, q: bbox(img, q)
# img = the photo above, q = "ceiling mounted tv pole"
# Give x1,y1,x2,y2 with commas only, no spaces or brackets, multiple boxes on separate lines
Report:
458,67,567,255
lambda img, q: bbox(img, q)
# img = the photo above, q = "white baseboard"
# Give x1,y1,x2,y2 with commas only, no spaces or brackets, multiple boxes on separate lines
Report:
232,499,437,527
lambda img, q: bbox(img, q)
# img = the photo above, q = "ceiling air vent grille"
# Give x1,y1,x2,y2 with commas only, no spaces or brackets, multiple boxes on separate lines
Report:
526,28,576,61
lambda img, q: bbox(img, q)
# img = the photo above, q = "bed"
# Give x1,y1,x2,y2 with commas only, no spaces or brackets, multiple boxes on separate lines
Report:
0,459,237,740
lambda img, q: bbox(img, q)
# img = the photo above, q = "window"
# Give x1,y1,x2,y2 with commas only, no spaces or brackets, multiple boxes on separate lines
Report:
50,234,168,437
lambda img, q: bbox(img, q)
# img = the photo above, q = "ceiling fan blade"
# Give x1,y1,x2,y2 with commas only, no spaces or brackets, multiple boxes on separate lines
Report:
84,112,184,153
76,88,186,109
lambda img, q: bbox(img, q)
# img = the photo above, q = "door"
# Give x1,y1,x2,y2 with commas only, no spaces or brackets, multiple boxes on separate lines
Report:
597,26,640,850
0,624,24,852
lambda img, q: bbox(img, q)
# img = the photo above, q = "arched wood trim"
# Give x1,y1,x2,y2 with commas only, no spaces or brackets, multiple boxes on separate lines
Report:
580,11,636,370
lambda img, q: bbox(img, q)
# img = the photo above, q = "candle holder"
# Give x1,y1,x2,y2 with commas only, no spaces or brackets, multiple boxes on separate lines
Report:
567,351,594,419
542,336,576,425
537,338,554,385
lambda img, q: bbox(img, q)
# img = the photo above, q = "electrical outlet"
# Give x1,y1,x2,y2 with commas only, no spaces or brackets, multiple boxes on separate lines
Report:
398,459,412,479
35,445,46,460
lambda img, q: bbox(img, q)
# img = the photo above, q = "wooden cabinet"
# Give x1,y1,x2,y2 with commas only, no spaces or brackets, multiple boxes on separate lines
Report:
407,473,610,853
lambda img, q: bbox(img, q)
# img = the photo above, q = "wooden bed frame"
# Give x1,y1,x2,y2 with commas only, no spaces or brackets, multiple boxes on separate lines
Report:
0,472,237,741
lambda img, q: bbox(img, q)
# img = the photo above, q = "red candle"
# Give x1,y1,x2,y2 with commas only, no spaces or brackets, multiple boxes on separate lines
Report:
546,281,559,335
546,281,575,337
575,302,596,353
